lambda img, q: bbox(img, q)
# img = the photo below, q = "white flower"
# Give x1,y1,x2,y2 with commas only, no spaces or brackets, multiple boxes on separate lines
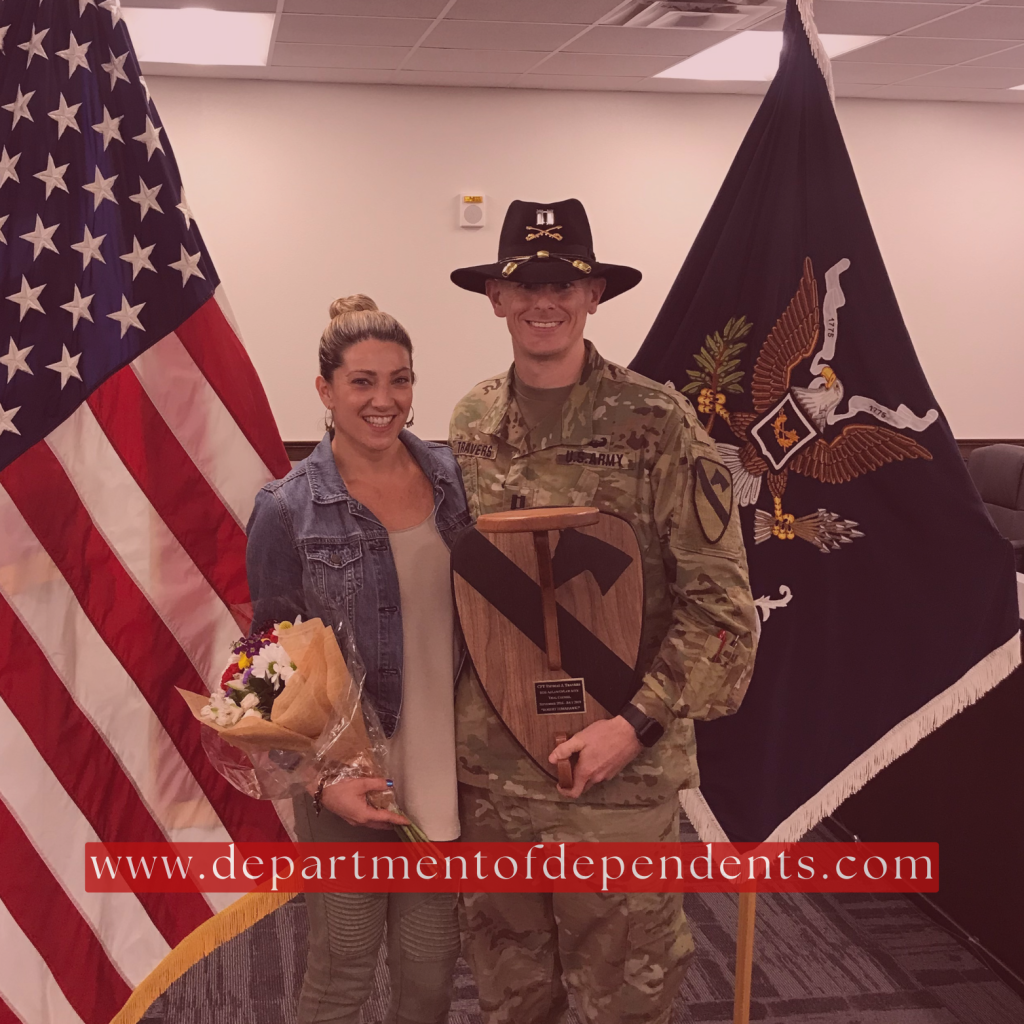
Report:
251,642,289,681
242,708,262,719
239,692,259,710
224,676,247,690
278,660,296,683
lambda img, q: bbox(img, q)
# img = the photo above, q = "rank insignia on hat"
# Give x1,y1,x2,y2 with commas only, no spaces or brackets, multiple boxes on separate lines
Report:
693,457,734,543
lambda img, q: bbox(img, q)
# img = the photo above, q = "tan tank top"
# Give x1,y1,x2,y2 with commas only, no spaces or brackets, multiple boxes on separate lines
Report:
386,513,460,841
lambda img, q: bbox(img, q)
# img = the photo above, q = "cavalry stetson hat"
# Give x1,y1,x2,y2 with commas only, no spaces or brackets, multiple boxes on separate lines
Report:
450,198,642,303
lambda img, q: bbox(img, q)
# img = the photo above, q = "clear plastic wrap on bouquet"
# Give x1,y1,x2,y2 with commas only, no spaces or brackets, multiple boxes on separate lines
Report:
182,610,393,804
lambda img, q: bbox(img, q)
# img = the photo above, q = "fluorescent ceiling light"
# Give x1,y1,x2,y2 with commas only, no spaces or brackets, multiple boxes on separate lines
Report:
122,8,274,66
656,31,882,81
1012,83,1024,90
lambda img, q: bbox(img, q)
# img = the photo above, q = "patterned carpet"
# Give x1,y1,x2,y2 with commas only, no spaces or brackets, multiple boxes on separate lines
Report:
141,821,1024,1024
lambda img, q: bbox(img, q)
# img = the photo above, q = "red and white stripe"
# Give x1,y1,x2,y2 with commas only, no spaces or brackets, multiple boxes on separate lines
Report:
0,295,293,1024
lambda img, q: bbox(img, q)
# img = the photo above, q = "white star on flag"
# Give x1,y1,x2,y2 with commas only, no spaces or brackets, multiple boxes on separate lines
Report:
107,295,145,337
3,87,35,128
120,236,156,279
18,26,49,67
170,245,206,286
46,345,83,389
71,225,106,269
92,106,123,149
0,148,19,188
101,50,130,90
0,215,7,244
60,286,95,329
0,339,33,382
6,276,45,320
20,215,59,259
83,167,118,210
48,95,82,138
56,32,92,76
0,26,8,53
133,117,164,160
130,179,163,220
79,0,98,14
100,0,124,27
177,188,194,229
0,401,21,437
34,154,70,198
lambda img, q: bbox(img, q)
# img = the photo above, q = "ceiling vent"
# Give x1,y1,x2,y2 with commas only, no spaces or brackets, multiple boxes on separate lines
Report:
603,0,783,31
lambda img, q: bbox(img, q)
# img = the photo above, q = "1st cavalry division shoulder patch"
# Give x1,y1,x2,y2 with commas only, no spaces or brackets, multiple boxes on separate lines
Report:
693,456,734,543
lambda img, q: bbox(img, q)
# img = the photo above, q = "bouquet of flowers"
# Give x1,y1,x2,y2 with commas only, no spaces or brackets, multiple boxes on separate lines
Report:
180,617,428,841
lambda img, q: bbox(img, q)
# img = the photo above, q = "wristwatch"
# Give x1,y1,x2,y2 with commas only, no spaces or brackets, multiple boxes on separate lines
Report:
618,702,665,748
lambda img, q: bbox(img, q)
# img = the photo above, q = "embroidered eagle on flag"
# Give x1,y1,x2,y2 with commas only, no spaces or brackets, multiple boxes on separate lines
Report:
689,258,935,553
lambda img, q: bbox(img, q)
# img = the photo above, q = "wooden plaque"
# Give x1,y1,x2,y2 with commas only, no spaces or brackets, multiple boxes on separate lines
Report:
452,508,644,781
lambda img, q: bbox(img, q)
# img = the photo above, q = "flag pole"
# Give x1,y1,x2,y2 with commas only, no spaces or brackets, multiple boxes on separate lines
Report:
733,891,757,1024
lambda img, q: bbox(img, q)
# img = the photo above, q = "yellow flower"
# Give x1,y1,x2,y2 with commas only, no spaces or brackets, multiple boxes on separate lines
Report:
238,653,251,669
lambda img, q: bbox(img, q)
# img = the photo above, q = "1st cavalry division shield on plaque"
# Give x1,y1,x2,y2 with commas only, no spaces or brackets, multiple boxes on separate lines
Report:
452,507,644,787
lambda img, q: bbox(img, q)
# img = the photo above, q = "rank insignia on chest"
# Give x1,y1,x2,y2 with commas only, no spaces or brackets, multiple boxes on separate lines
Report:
558,449,632,469
453,440,497,459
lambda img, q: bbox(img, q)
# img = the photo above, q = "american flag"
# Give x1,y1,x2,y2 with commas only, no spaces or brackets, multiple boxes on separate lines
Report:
0,2,292,1021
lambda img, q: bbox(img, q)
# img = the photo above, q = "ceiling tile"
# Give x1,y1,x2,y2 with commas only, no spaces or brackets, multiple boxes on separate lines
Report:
966,42,1024,65
830,60,945,84
565,27,731,56
900,63,1024,86
905,4,1024,37
271,43,411,68
809,1,959,35
393,69,517,87
283,1,449,14
516,73,644,91
275,15,432,46
834,35,1009,63
404,48,545,73
535,51,681,76
446,0,622,23
127,0,278,9
420,20,580,50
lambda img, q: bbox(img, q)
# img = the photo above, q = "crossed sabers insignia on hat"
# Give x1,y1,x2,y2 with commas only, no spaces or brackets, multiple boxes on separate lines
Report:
526,225,563,242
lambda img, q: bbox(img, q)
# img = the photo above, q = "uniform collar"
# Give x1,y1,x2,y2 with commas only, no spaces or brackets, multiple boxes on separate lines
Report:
480,340,606,452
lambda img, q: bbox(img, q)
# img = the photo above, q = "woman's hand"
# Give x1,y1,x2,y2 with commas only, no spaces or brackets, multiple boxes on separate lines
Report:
317,777,410,830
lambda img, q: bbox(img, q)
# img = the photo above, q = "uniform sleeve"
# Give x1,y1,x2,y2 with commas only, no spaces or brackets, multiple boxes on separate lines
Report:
631,405,759,726
245,487,305,631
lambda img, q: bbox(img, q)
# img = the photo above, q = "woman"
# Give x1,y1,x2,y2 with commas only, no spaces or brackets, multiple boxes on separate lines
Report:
246,295,470,1024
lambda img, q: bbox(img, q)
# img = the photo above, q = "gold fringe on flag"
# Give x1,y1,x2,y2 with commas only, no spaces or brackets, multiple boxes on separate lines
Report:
108,891,297,1024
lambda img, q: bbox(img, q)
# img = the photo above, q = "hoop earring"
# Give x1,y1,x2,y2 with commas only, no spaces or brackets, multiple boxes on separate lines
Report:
405,407,415,429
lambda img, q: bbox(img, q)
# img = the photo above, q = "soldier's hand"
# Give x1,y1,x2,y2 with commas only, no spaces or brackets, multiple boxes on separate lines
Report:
549,717,642,799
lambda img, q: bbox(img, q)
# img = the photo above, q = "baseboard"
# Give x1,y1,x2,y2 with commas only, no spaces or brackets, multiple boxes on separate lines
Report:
824,815,1024,999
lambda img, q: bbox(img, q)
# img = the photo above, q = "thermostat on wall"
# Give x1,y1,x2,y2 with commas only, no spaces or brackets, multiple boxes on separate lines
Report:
459,194,486,228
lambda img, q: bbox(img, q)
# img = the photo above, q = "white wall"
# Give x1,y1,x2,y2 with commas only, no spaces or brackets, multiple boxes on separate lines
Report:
147,78,1024,442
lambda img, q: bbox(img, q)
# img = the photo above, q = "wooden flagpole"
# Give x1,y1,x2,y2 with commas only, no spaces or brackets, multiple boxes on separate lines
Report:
733,891,758,1024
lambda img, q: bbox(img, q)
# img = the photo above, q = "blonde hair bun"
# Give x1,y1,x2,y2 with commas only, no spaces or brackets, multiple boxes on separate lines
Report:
329,294,378,319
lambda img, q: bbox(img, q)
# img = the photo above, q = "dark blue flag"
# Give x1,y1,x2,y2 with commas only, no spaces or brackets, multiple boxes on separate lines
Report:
631,0,1021,843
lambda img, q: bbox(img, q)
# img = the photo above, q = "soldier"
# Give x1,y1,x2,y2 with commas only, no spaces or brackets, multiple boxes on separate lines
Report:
449,198,758,1024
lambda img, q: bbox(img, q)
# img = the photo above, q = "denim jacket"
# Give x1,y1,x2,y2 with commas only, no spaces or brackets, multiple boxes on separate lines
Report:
246,431,472,737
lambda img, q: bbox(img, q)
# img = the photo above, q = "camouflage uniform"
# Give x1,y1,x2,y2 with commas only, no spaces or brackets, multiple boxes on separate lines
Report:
450,341,758,1024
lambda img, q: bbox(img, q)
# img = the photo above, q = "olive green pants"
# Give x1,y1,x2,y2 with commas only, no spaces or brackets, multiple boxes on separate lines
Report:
294,795,460,1024
458,785,694,1024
